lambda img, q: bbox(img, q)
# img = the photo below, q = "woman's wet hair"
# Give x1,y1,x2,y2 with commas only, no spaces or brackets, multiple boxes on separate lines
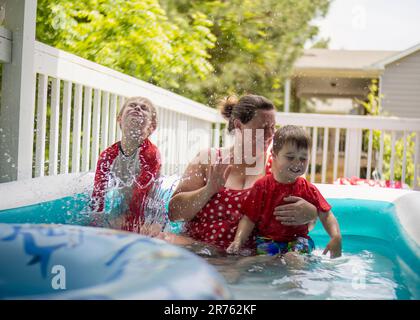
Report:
272,125,311,155
218,94,275,132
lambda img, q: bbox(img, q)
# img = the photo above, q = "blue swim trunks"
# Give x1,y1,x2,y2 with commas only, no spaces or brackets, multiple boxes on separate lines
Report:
256,236,315,256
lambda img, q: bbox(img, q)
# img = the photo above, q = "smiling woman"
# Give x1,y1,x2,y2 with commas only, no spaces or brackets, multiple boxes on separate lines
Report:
168,95,319,251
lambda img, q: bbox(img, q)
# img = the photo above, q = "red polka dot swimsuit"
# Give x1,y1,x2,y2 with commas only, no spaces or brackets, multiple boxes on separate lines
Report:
183,148,273,250
184,187,253,250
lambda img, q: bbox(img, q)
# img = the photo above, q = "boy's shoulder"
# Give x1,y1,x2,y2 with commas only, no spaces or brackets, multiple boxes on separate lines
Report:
294,176,318,192
294,177,331,212
295,176,312,187
294,177,326,199
139,139,161,164
249,175,275,194
254,174,273,187
98,142,120,161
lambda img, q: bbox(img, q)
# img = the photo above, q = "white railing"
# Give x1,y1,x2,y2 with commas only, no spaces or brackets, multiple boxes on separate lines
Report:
3,40,420,190
32,41,222,177
1,0,419,190
276,112,420,189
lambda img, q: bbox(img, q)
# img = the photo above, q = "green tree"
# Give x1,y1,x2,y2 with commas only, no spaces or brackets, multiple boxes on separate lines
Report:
311,37,330,49
36,0,216,90
37,0,330,106
162,0,330,106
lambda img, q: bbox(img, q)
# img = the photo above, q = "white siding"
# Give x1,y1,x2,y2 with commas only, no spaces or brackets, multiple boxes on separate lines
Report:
381,50,420,118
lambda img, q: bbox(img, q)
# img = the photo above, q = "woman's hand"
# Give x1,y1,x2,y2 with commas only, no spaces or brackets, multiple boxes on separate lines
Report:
273,196,317,225
323,236,342,258
205,157,232,195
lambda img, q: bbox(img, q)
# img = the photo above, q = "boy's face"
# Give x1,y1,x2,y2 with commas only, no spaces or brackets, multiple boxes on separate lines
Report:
272,142,309,182
118,99,156,141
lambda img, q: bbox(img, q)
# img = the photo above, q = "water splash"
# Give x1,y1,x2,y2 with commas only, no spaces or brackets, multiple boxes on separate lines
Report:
57,171,182,236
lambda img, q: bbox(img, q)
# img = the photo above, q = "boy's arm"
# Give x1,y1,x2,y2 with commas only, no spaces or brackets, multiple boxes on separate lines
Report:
234,216,256,245
318,210,342,258
227,216,255,254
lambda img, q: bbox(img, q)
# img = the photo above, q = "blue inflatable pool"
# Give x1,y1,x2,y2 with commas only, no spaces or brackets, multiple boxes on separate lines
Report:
0,173,419,299
0,223,231,299
0,174,230,299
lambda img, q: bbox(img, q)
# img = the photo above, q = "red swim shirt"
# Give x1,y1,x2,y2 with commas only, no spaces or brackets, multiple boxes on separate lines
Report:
91,138,161,232
242,175,331,242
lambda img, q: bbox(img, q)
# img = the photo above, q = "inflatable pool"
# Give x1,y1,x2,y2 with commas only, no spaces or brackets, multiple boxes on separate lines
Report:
0,173,419,299
0,173,231,299
0,223,231,299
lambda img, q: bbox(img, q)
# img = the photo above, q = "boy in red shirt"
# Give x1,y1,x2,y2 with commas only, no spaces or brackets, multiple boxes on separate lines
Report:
227,125,342,258
90,96,161,234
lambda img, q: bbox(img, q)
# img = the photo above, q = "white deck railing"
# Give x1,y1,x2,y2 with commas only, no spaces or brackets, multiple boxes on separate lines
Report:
0,0,419,190
2,41,420,189
30,40,420,188
32,41,222,177
277,112,420,188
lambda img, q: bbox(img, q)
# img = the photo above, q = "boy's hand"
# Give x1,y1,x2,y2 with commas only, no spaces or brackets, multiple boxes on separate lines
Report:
323,236,342,259
139,223,162,238
227,241,242,255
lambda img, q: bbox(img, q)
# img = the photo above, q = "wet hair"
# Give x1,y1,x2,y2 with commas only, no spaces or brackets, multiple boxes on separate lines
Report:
118,96,157,129
272,125,311,155
218,94,275,132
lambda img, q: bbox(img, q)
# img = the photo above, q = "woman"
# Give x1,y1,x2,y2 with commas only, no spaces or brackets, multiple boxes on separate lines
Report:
168,94,318,252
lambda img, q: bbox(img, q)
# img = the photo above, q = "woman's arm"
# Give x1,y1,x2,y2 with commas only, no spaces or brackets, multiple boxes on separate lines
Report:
169,183,218,222
168,149,232,222
273,196,318,225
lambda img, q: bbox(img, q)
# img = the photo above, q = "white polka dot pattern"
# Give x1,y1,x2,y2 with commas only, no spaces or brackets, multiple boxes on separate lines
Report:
183,187,251,249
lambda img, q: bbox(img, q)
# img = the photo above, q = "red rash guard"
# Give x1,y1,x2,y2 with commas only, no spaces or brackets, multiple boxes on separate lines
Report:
91,138,161,232
243,175,331,242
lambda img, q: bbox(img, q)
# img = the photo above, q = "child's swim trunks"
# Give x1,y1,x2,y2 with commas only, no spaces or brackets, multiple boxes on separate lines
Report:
256,236,315,255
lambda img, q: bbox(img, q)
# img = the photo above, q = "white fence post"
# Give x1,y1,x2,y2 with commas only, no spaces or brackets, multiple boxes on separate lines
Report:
0,0,37,182
344,128,362,178
284,78,291,113
213,122,221,148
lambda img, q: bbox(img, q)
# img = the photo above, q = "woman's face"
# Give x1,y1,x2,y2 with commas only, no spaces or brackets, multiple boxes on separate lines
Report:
235,109,276,156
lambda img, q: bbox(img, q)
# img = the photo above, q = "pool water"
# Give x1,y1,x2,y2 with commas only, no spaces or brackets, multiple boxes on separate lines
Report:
208,234,416,300
0,194,419,300
203,198,419,300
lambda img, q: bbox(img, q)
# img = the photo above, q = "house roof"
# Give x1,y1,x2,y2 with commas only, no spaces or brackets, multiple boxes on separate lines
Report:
373,42,420,67
293,48,398,78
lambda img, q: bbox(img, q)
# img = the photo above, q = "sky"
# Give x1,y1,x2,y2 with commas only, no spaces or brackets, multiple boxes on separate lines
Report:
313,0,420,51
